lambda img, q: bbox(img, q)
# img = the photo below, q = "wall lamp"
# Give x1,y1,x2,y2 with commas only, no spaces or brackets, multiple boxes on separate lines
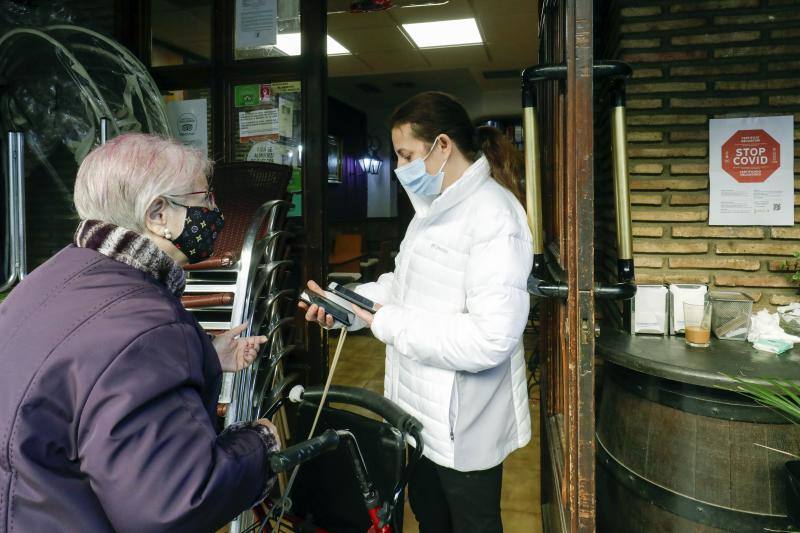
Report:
359,136,383,175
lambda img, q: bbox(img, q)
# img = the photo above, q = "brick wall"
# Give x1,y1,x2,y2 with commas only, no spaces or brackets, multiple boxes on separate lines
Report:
602,0,800,309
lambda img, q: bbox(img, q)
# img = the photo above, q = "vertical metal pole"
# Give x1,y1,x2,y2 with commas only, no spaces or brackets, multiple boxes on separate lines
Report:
523,81,547,279
14,133,26,281
100,117,109,145
610,81,634,283
1,132,19,291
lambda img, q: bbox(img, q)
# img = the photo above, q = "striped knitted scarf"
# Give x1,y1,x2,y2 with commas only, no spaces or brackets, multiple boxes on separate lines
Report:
74,220,186,296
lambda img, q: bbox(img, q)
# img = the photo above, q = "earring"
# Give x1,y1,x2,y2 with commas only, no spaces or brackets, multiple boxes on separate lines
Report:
163,229,173,240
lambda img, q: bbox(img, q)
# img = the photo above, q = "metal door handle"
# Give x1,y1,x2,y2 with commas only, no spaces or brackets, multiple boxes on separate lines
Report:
522,61,636,300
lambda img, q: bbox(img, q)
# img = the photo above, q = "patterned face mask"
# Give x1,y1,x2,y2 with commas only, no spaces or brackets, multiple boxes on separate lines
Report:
167,201,225,264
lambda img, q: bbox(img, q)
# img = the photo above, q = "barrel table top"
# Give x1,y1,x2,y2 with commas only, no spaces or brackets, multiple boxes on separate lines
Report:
597,328,800,391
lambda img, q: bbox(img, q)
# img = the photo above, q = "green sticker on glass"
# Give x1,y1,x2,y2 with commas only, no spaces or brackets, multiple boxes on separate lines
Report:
234,84,261,107
288,167,302,193
288,192,302,218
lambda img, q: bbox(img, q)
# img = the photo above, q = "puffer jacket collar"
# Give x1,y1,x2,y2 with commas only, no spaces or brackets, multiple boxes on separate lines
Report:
74,219,186,296
403,155,490,219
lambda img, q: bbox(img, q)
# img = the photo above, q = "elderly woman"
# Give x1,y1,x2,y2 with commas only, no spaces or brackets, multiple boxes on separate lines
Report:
0,133,279,532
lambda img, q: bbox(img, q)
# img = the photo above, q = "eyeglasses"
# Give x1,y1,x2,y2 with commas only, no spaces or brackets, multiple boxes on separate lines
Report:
166,188,216,207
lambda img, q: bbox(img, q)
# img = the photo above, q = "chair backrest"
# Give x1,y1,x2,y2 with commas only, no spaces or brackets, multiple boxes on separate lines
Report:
331,234,362,258
200,162,293,264
329,233,363,273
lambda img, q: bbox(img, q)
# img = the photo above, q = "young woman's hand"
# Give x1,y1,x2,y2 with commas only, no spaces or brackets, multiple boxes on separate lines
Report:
298,280,335,328
352,305,380,327
213,322,267,372
298,280,381,328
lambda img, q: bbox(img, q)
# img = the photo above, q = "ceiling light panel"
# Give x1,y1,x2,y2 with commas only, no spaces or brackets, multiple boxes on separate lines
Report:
402,18,483,49
327,35,351,55
274,33,351,56
275,32,301,56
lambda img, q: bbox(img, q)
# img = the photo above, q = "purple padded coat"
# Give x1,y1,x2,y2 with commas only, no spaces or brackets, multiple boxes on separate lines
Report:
0,243,274,532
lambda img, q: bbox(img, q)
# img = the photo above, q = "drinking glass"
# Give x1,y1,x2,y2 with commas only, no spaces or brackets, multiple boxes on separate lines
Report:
684,301,712,348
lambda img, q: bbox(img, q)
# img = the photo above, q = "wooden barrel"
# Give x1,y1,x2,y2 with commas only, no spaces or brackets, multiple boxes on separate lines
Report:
597,361,800,532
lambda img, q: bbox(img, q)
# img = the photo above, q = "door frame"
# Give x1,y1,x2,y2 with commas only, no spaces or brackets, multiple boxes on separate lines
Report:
538,0,596,531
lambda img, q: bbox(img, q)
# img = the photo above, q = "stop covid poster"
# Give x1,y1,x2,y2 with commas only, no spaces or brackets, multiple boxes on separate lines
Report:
709,115,794,226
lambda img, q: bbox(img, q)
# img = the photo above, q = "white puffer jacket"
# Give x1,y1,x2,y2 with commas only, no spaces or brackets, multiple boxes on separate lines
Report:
355,156,532,471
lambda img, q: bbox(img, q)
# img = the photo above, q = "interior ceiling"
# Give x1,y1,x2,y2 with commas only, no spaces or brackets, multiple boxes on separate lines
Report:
150,0,538,121
328,0,539,120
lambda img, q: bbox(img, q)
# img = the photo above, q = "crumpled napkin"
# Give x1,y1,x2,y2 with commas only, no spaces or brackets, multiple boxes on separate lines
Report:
747,308,800,345
777,302,800,316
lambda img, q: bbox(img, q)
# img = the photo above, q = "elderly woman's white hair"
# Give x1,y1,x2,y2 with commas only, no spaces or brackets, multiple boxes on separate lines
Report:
74,133,212,233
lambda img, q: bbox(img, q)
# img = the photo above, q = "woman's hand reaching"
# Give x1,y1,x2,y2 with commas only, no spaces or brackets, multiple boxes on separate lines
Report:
213,322,267,372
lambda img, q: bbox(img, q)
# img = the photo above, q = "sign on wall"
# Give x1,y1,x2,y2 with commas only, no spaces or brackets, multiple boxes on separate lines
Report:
709,115,794,226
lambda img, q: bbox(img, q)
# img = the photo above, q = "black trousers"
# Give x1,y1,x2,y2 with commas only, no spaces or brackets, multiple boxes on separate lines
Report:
408,455,504,533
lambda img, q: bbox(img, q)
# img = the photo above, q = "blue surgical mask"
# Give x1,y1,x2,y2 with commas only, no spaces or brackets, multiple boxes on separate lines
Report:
394,136,449,197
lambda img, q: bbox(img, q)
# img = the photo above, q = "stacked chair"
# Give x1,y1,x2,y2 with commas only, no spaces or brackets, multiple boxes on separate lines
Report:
180,162,298,428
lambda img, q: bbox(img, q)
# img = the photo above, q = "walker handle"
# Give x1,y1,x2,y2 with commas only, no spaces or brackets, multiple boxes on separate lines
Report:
268,428,340,474
294,385,424,436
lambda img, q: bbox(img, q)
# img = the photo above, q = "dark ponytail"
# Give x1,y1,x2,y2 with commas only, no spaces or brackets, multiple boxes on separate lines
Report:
390,92,523,204
476,126,524,204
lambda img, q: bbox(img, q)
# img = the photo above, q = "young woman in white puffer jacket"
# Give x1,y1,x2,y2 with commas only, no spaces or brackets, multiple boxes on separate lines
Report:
302,92,533,533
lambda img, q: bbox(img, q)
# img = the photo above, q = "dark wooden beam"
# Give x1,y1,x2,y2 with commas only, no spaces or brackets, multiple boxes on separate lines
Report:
299,0,329,385
114,0,146,61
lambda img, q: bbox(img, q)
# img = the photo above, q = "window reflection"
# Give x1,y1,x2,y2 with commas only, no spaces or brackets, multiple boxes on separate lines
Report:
151,0,212,67
233,80,302,216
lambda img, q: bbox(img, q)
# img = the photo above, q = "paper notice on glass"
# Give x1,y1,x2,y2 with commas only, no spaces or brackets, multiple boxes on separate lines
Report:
239,108,279,142
278,97,294,138
236,0,277,49
246,140,290,163
709,115,794,226
271,81,301,94
166,99,208,157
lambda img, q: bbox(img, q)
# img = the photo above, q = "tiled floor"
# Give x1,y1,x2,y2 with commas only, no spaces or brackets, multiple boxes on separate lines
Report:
329,331,543,533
